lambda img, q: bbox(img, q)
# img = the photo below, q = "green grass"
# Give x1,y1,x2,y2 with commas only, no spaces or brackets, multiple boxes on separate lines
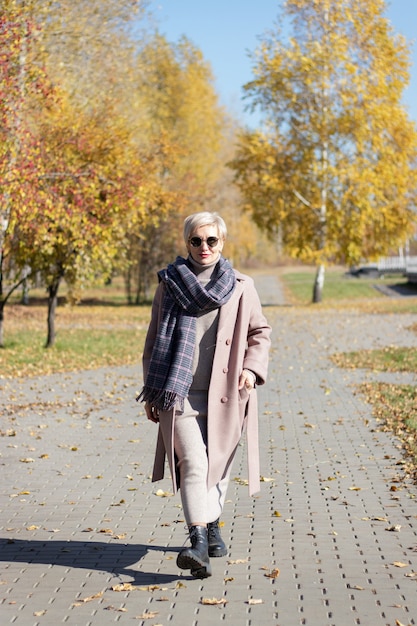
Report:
280,269,417,312
332,324,417,482
332,346,417,373
0,303,150,378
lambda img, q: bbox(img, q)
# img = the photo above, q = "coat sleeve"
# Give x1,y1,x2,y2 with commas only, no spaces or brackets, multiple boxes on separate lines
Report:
142,282,164,382
241,279,272,386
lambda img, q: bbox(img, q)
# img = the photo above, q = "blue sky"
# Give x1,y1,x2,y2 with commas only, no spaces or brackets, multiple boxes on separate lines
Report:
152,0,417,128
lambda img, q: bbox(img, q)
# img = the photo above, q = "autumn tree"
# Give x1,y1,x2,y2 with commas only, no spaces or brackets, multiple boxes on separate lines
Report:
2,0,169,346
0,1,55,346
231,0,417,302
124,34,230,302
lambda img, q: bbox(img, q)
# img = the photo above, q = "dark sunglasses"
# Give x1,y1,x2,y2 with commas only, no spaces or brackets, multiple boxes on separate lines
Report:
189,236,219,248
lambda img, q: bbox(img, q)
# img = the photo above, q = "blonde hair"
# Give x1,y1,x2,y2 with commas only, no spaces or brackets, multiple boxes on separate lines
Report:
183,212,227,243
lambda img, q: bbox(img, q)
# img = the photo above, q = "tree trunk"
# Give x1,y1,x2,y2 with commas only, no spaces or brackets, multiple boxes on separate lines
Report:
46,278,61,348
312,264,325,303
0,303,4,348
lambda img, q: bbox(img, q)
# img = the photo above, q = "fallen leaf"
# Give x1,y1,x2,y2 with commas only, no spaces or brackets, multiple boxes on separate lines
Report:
111,583,138,592
33,610,47,616
264,568,280,579
200,597,228,605
227,558,249,565
154,489,173,497
273,511,281,517
134,610,159,619
392,561,409,568
386,525,401,532
138,585,165,592
73,591,103,605
348,486,361,491
20,458,34,463
247,598,263,605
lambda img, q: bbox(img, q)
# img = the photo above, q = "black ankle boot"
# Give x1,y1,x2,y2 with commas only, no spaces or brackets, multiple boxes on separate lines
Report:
207,518,227,557
177,525,212,578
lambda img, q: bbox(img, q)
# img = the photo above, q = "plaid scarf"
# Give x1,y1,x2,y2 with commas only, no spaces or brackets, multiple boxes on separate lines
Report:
138,255,236,411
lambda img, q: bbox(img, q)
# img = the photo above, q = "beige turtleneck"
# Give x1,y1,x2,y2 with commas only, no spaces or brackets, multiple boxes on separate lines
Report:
188,255,221,391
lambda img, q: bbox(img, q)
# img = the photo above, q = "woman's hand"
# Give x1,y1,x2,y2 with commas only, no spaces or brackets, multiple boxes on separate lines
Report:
145,401,160,423
238,369,256,392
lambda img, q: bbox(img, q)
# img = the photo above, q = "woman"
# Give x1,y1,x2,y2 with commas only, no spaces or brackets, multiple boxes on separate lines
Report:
138,211,271,579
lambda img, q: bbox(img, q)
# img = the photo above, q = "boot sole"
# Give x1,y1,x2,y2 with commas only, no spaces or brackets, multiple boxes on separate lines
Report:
177,553,212,578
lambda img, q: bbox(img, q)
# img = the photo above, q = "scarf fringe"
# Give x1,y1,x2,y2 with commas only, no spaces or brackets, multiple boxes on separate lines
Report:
137,387,183,412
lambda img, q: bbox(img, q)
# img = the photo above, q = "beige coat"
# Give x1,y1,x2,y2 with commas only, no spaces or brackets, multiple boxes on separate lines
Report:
142,269,271,496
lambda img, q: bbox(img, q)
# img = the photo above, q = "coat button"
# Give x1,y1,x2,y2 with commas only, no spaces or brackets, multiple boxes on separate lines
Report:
221,396,228,403
223,367,228,373
226,338,231,345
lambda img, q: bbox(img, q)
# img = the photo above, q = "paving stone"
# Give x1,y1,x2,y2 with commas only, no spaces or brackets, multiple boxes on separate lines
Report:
1,279,417,625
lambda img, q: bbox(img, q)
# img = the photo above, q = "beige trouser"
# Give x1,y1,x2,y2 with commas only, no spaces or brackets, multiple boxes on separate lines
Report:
174,391,232,526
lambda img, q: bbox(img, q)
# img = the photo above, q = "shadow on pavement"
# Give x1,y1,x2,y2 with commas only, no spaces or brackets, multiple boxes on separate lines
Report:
0,537,183,585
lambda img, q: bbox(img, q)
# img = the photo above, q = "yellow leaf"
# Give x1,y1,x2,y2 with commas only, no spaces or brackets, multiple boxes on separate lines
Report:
200,597,228,605
154,489,173,497
111,583,138,592
392,561,409,568
73,591,103,605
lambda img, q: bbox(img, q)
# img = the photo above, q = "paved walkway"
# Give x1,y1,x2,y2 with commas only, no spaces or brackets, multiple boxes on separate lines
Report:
1,276,417,626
